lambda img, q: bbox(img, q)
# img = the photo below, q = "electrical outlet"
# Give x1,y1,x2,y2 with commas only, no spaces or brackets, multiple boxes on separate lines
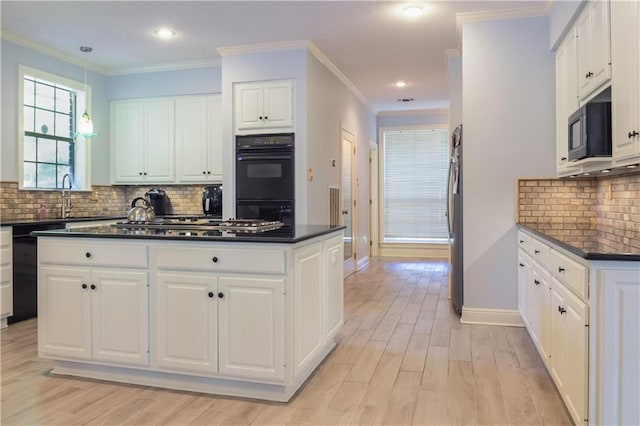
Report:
307,168,313,182
90,190,99,201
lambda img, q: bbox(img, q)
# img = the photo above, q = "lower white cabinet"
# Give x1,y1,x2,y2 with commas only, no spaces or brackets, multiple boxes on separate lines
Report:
530,265,551,360
39,266,149,366
1,227,13,323
324,235,344,341
517,249,531,326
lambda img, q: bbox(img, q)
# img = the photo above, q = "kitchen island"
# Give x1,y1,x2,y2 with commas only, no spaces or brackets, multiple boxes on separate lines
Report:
33,224,344,402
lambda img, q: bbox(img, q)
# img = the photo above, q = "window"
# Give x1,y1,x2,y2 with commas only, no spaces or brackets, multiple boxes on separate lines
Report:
19,66,91,190
381,127,449,243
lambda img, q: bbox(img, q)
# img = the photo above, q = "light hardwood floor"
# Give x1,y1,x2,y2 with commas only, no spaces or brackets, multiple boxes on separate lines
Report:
1,258,572,425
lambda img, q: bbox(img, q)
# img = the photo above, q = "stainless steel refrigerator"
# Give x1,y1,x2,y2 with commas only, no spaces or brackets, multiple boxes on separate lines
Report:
448,124,463,316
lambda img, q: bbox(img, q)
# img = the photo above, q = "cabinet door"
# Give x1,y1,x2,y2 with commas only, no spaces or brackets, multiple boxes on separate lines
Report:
576,9,593,98
218,275,285,381
517,251,530,326
111,101,145,183
263,81,293,129
324,235,344,341
234,83,264,132
593,269,640,426
0,229,12,318
589,0,611,90
549,279,566,392
38,267,92,360
143,100,174,183
175,97,211,183
208,95,223,181
156,272,218,374
556,30,579,173
91,269,149,366
611,0,640,161
529,268,544,348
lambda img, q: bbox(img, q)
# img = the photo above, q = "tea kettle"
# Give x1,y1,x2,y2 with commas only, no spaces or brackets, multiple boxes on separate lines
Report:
127,197,156,223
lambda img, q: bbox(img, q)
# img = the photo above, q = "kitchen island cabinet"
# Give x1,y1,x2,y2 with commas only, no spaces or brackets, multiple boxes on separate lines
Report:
35,225,344,402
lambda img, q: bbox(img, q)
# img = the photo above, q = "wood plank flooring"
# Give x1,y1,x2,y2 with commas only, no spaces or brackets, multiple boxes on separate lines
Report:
1,258,573,425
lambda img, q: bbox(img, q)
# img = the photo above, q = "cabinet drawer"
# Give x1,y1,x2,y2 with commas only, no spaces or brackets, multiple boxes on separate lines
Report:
550,250,588,300
156,246,285,274
517,231,532,255
39,240,148,268
530,238,550,269
0,246,10,268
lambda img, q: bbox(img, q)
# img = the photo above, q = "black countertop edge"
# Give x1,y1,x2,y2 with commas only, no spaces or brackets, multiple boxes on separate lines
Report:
1,216,125,226
517,224,640,262
31,225,346,244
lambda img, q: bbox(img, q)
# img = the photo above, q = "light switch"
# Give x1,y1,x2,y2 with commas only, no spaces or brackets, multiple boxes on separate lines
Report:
308,168,313,181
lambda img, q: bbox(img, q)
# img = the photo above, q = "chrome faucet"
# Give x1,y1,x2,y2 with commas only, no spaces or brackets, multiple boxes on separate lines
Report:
61,173,73,218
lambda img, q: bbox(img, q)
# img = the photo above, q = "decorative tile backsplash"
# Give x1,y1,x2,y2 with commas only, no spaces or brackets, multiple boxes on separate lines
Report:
518,173,640,253
0,181,217,222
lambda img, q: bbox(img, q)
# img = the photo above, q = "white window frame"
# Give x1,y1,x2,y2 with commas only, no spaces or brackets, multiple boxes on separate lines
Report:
18,65,92,191
378,124,450,257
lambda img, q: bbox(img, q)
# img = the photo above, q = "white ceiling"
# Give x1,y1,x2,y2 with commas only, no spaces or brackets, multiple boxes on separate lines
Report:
1,1,551,113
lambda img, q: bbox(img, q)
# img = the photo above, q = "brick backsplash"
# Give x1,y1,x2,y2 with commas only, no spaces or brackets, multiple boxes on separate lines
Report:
0,182,217,222
518,173,640,252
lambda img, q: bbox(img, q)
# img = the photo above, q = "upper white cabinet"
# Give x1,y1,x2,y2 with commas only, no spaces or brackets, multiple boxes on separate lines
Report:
576,0,611,101
175,95,223,183
234,80,293,134
555,29,579,174
111,98,175,184
1,227,13,323
611,0,640,162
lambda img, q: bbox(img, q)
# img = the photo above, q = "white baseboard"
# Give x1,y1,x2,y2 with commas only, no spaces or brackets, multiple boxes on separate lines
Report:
356,256,369,271
0,317,7,329
378,243,449,259
460,307,524,327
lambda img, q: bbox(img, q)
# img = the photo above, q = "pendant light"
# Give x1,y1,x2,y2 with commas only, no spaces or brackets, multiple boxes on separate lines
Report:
76,46,97,139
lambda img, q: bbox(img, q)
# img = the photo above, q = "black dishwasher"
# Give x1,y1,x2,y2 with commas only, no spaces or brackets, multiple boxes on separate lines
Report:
9,222,65,324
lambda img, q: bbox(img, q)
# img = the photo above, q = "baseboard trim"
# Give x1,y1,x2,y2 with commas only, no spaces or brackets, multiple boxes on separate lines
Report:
460,307,524,327
356,256,370,271
378,243,449,259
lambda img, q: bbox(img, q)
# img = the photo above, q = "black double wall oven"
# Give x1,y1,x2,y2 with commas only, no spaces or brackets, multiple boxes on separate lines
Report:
235,133,294,226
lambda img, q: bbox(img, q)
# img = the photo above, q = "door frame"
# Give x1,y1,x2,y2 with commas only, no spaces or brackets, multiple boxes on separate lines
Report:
369,140,379,258
341,127,357,276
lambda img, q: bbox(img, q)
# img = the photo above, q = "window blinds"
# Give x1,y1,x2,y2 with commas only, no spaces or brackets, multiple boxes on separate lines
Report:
382,128,449,242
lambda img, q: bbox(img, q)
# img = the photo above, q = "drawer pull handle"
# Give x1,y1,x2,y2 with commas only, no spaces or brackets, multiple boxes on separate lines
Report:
558,306,566,315
208,292,214,298
558,266,565,273
212,256,219,263
519,263,525,267
534,279,540,285
218,292,224,299
85,252,92,258
534,250,540,254
519,240,524,243
82,283,87,289
90,284,96,290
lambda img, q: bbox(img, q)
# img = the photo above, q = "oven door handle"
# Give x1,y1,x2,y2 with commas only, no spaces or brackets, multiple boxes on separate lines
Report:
237,154,292,161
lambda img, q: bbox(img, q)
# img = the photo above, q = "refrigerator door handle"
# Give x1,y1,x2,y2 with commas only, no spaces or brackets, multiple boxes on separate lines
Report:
446,158,454,236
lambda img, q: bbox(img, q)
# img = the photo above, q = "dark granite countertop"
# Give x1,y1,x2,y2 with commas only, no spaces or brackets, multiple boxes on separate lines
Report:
32,224,345,244
517,223,640,261
1,216,124,227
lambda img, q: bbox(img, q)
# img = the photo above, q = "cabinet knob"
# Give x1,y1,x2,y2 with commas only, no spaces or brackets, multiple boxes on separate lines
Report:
519,240,524,243
558,266,565,273
534,279,540,285
628,131,639,139
259,116,263,120
218,292,224,299
560,156,567,161
82,283,88,289
208,292,214,298
519,263,525,267
85,252,92,258
139,172,143,176
212,256,218,263
203,171,207,175
264,116,268,120
90,284,96,290
143,172,147,176
207,171,211,175
534,249,540,254
558,306,566,315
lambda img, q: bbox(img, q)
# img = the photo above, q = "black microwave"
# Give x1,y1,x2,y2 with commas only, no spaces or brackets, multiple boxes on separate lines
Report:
568,102,612,161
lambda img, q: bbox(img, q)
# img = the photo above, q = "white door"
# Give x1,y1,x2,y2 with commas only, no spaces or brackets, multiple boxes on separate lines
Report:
39,267,92,360
263,81,293,129
175,96,210,182
144,100,174,182
208,95,223,181
91,269,149,366
218,275,285,381
341,129,356,274
234,83,264,133
324,235,344,341
156,272,218,374
112,101,145,183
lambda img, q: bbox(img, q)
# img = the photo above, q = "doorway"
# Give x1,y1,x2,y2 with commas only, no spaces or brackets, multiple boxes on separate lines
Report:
341,128,356,275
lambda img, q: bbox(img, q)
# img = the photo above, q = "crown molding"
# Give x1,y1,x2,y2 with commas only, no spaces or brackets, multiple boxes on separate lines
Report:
1,30,109,74
377,108,449,117
455,2,553,51
217,40,311,56
107,58,222,76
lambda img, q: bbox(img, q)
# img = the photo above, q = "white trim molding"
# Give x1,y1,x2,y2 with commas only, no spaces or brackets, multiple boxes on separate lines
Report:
460,308,525,327
109,59,222,76
378,243,449,260
356,256,370,272
376,108,449,117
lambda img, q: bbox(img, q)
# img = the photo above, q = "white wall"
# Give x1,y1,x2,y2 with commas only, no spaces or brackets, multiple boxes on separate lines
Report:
220,49,308,223
376,110,448,129
306,52,376,259
549,0,584,49
462,16,556,313
1,39,111,184
447,53,463,134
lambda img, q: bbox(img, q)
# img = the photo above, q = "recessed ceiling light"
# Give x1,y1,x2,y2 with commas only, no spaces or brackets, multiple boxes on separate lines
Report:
627,164,639,169
404,4,424,17
397,98,415,102
395,81,407,88
601,169,611,173
583,172,591,176
154,28,176,39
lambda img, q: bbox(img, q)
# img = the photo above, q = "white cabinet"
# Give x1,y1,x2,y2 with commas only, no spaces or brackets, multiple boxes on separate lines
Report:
175,95,223,183
218,275,285,381
234,80,293,134
591,268,640,426
111,98,174,184
156,272,218,374
555,29,580,174
517,249,531,325
38,239,149,366
576,0,611,101
39,266,148,366
1,227,13,323
611,0,640,162
324,235,344,341
530,265,551,360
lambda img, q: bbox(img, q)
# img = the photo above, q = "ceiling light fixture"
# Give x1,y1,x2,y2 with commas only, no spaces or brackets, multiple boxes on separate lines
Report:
626,164,639,169
75,46,97,140
601,169,611,173
395,81,407,88
404,3,424,17
154,28,176,39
